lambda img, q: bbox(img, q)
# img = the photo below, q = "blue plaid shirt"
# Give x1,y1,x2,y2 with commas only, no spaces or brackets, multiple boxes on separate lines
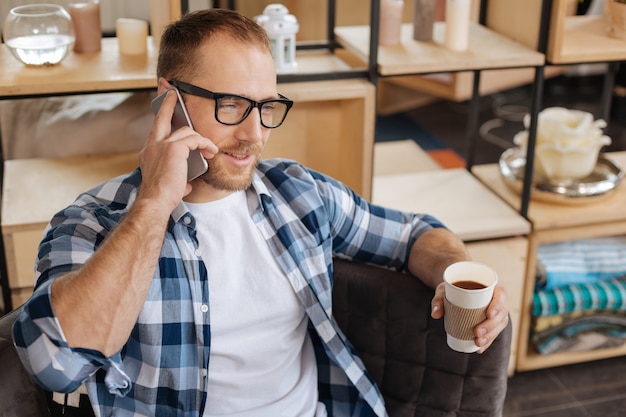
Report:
13,159,444,417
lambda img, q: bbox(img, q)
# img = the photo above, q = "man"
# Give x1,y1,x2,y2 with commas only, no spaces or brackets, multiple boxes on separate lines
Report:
13,8,509,417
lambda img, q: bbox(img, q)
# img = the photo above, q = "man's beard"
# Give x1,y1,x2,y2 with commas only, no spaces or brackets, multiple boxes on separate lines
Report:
198,144,261,191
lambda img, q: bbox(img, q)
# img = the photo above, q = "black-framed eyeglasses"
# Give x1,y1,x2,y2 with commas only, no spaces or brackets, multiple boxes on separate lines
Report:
170,80,293,129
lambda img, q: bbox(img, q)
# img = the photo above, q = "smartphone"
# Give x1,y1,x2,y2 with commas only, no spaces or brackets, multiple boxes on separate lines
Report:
151,87,209,182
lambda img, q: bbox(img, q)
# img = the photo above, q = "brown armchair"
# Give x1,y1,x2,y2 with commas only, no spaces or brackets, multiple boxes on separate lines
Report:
0,259,511,417
332,259,511,417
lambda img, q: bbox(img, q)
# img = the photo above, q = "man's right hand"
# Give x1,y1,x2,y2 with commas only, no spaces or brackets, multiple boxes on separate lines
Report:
139,88,218,214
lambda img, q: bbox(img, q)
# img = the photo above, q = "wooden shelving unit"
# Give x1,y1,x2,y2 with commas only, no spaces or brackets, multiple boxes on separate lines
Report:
0,3,376,310
473,152,626,371
479,0,626,371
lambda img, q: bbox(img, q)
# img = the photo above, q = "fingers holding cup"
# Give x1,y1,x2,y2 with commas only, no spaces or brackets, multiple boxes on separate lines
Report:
443,261,498,353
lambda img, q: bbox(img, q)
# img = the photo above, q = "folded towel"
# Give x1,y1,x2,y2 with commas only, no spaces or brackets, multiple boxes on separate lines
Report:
532,275,626,317
537,237,626,289
531,311,626,355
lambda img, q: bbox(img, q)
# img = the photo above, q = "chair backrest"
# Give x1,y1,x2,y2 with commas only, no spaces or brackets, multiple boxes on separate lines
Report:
332,258,511,417
0,259,511,417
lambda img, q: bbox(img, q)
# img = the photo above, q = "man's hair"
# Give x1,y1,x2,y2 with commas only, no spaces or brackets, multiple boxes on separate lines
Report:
157,8,272,81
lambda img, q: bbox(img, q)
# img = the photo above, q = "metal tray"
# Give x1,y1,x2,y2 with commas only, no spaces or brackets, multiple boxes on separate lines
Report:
499,147,624,205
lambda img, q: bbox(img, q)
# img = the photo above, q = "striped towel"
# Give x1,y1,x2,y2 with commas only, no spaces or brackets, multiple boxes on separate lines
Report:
537,237,626,290
533,275,626,317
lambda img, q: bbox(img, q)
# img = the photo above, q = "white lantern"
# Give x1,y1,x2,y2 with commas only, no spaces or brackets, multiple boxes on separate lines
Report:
254,4,299,74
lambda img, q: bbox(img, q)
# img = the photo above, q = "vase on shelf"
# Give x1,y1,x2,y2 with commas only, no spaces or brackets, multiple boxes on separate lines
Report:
413,0,436,42
150,0,171,49
444,0,471,51
68,1,101,54
379,0,404,46
606,0,626,40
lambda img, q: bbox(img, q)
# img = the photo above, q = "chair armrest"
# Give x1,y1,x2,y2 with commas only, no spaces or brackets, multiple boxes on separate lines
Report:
0,307,51,417
332,258,511,417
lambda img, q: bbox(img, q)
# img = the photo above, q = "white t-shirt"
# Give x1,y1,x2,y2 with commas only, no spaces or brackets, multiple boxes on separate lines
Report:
185,191,325,417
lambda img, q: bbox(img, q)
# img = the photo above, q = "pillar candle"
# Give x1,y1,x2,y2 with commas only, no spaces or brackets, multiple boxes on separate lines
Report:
69,1,101,53
413,0,436,42
116,18,148,55
444,0,471,51
379,0,404,46
150,0,171,49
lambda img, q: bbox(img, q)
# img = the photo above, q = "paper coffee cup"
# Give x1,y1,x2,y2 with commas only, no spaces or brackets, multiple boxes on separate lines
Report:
443,261,498,353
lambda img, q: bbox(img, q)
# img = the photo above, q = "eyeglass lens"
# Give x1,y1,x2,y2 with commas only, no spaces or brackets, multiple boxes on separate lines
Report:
216,96,289,128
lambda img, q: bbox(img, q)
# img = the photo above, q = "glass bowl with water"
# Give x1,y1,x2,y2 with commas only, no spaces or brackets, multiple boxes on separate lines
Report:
3,4,75,66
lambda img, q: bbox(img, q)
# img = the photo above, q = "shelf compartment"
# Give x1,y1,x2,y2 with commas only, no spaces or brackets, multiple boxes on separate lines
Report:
486,0,626,65
335,22,544,76
1,153,139,296
268,78,376,198
548,14,626,64
377,65,566,109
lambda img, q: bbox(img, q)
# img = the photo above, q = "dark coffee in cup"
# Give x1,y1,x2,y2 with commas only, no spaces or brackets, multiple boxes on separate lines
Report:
452,280,487,290
444,261,498,352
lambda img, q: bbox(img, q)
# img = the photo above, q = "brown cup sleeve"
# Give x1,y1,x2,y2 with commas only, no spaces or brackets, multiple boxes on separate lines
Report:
443,297,488,341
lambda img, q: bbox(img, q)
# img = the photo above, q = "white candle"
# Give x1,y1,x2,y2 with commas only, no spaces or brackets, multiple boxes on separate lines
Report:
116,18,148,55
379,0,404,46
444,0,471,51
149,0,171,49
69,1,101,53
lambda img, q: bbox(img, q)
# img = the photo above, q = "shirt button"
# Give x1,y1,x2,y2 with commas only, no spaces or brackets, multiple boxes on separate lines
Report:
194,249,202,257
201,304,209,313
201,368,208,378
183,216,191,225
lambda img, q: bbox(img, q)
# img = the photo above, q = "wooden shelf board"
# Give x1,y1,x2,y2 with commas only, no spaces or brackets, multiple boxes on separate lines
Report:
372,169,530,241
289,49,356,74
335,22,544,76
0,38,158,97
279,77,373,102
0,39,358,97
472,152,626,232
373,140,441,175
518,343,626,372
549,15,626,64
